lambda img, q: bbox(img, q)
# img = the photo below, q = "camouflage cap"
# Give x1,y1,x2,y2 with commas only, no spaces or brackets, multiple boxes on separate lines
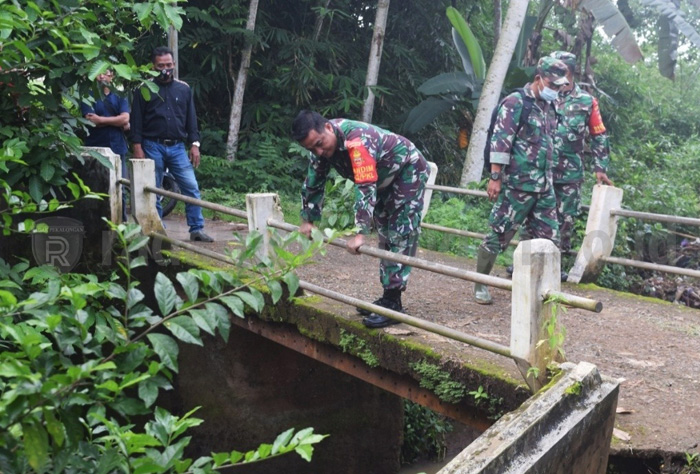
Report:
536,56,569,86
550,51,576,73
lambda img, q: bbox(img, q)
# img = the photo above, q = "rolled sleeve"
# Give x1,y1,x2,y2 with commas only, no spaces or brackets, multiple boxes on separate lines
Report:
490,151,511,165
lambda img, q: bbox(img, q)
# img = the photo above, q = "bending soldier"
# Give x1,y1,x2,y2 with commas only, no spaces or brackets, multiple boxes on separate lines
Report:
292,110,430,328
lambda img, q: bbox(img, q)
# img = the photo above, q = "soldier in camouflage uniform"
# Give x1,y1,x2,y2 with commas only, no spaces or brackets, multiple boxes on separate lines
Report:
292,110,430,328
474,57,569,305
514,51,612,281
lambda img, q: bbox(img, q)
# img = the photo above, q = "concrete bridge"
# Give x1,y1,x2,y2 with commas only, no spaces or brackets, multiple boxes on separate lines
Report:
162,213,699,472
8,150,700,473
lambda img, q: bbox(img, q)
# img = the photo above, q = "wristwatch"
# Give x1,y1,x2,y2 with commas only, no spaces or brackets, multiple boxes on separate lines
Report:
490,171,502,181
191,141,201,148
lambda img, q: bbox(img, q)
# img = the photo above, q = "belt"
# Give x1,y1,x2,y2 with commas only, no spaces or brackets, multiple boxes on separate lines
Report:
148,138,183,146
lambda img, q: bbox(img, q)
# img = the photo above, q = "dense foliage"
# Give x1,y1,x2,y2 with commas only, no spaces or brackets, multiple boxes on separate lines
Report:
0,1,330,471
0,222,329,472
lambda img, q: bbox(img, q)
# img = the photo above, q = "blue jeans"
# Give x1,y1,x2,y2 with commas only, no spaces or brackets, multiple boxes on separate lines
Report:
142,140,204,233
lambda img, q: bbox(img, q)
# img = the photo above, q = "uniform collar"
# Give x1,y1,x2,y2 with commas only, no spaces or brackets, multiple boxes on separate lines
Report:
523,82,549,106
331,121,347,152
560,82,581,98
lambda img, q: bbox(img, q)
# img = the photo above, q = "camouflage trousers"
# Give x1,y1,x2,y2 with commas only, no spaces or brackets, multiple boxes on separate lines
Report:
480,185,559,255
520,182,581,253
375,149,429,290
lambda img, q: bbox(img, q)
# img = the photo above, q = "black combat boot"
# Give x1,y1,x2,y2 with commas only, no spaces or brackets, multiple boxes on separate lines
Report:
362,288,403,328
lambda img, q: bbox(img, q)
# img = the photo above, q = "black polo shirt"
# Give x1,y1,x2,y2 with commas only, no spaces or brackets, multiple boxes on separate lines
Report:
130,79,200,145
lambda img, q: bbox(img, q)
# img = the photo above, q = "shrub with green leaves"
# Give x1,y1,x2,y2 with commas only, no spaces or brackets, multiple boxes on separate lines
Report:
401,401,452,465
0,0,182,236
318,174,357,232
0,223,329,472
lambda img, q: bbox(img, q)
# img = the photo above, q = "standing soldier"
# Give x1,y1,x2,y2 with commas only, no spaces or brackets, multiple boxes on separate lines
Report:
474,57,570,304
550,50,612,280
509,51,613,281
292,110,430,328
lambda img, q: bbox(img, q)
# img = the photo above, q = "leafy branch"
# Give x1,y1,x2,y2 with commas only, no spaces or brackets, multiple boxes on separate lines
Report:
0,221,330,472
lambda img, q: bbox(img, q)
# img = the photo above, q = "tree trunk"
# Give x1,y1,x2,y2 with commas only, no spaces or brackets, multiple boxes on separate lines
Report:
361,0,390,123
459,0,530,187
226,0,260,161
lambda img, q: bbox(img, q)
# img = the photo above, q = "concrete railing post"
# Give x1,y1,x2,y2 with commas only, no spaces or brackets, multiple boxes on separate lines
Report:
421,161,439,220
568,185,624,283
246,193,284,259
129,159,165,235
81,146,121,223
511,239,561,392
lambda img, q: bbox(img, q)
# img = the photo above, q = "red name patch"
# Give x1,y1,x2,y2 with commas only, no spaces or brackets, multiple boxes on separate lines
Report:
588,98,606,136
349,145,378,184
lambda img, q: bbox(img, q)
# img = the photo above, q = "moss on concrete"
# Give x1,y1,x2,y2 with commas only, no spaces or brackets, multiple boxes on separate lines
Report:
578,282,694,309
160,246,531,416
564,381,583,396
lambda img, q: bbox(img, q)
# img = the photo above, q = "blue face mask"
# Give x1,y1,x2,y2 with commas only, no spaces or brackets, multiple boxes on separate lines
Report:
540,83,559,102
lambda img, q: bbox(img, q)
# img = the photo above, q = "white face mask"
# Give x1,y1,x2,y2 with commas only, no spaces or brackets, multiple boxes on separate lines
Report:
539,82,559,102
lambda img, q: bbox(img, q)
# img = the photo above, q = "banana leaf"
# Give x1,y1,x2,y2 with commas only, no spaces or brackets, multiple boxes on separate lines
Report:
417,72,476,96
514,15,538,67
446,6,486,80
640,0,700,49
579,0,643,64
402,97,457,134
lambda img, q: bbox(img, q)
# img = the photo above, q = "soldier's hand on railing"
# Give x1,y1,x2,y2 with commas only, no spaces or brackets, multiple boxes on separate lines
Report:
346,234,365,254
299,221,315,239
595,171,613,186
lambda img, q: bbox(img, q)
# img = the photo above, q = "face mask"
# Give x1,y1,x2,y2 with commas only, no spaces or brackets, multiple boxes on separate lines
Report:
157,68,174,82
539,82,559,102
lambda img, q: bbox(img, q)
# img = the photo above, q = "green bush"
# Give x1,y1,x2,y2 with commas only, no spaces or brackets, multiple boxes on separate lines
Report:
401,401,453,465
421,195,490,258
0,223,329,472
318,175,357,231
196,132,307,195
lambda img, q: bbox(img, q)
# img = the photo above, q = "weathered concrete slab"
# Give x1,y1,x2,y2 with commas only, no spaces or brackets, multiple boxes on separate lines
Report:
439,362,619,474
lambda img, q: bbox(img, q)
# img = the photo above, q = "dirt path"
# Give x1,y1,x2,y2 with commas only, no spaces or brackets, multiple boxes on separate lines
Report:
164,215,700,459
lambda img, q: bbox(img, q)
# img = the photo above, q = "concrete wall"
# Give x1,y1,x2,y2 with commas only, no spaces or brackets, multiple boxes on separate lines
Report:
439,362,619,474
1,150,119,273
165,325,405,474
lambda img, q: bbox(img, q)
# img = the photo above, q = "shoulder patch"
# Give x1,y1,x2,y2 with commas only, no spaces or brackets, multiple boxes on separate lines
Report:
348,144,378,184
588,98,606,135
345,138,363,148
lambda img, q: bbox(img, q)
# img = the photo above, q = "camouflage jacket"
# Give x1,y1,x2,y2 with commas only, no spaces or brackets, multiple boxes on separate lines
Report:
489,84,557,193
552,84,610,183
300,119,421,234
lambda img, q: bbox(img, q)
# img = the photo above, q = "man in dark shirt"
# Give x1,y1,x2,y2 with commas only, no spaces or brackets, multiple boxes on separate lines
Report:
130,46,213,242
80,69,130,221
